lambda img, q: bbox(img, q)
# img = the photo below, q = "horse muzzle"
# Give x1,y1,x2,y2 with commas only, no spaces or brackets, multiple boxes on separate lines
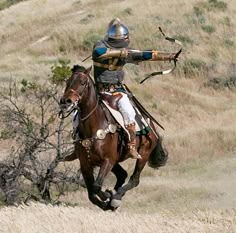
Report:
59,97,78,118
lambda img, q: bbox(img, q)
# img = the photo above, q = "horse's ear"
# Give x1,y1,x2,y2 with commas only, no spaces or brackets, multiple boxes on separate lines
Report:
85,66,92,75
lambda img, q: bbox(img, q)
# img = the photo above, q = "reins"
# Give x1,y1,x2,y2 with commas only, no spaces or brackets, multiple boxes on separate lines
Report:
79,99,99,121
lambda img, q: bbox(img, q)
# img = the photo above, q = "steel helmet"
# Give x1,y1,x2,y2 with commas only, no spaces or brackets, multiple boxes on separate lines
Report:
106,18,129,40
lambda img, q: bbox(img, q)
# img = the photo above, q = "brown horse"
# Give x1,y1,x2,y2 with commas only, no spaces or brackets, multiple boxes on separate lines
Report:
59,65,168,211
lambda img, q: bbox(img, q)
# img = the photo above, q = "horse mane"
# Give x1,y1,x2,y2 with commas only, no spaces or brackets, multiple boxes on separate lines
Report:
71,64,87,73
71,64,95,86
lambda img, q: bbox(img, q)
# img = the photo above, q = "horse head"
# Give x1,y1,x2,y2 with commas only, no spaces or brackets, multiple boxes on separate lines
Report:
59,65,92,115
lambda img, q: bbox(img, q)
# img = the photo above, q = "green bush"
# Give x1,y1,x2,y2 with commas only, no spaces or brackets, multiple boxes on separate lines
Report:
152,103,158,109
20,79,39,93
181,58,208,77
224,39,234,48
0,0,26,10
50,59,72,85
206,76,236,89
191,0,227,25
0,129,14,139
193,6,204,17
225,76,236,88
174,35,194,45
193,6,206,24
222,16,231,26
201,25,216,34
82,33,102,51
122,7,133,16
207,0,227,11
80,14,94,24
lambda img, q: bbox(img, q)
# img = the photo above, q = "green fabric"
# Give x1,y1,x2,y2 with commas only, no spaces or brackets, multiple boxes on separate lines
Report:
136,126,151,135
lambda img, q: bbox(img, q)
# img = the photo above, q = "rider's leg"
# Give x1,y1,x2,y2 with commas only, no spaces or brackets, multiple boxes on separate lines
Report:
126,123,142,159
117,93,141,159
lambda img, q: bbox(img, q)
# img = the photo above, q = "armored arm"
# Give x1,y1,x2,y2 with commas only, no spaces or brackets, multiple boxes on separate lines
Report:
98,48,128,59
93,47,128,60
127,50,176,62
92,43,177,62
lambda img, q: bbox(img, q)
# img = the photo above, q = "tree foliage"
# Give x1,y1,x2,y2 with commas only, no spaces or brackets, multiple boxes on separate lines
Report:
50,59,72,85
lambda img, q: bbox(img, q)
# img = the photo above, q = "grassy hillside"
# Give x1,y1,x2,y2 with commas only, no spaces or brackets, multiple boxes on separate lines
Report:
0,0,236,232
0,0,235,163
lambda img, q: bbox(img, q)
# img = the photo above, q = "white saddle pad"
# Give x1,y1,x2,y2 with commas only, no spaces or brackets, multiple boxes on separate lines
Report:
102,100,149,140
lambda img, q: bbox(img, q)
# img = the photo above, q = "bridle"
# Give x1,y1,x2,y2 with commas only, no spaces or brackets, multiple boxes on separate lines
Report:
69,72,90,101
59,72,98,120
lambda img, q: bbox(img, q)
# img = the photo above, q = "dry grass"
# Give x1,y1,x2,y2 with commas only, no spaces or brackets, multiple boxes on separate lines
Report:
0,0,236,232
0,202,236,233
0,154,236,232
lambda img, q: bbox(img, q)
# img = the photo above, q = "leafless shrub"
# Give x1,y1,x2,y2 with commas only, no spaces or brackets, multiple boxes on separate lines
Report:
0,79,83,205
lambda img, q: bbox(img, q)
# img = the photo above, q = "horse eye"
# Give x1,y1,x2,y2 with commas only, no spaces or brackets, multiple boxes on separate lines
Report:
80,80,86,85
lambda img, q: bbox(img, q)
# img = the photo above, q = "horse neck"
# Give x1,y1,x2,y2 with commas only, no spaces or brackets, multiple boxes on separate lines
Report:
78,82,104,137
79,82,97,116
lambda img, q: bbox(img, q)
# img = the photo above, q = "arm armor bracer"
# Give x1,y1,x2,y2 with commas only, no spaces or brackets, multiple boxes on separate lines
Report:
97,48,128,59
127,50,176,62
151,51,176,61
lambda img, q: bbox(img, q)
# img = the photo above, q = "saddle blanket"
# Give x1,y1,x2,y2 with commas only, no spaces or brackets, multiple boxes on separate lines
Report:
102,100,151,136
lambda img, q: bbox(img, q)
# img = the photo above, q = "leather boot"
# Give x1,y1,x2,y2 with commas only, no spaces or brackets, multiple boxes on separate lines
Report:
126,123,142,159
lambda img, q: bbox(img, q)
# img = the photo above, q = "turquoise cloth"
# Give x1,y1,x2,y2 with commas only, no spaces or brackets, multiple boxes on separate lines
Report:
136,126,151,135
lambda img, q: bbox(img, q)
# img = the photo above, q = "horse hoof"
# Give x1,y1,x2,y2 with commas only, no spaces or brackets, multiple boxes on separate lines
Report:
110,199,121,209
104,189,116,199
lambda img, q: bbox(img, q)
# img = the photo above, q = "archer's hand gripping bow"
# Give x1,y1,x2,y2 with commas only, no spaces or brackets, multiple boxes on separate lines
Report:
139,27,182,84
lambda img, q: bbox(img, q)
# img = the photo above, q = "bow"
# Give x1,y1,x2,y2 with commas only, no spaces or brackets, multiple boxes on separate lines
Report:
139,27,182,84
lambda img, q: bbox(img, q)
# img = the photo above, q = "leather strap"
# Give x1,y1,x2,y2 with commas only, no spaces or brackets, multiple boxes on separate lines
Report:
93,61,123,71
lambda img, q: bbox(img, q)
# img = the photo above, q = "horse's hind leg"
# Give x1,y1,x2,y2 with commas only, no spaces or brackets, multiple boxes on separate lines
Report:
100,163,128,200
110,153,149,209
112,163,128,191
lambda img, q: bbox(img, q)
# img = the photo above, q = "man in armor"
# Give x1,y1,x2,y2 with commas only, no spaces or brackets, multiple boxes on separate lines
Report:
92,18,176,159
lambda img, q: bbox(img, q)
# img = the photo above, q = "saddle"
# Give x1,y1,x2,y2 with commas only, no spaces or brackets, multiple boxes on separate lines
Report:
101,92,122,111
100,92,151,136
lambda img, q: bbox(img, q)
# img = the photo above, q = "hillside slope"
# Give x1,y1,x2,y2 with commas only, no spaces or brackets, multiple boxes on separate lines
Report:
0,0,236,232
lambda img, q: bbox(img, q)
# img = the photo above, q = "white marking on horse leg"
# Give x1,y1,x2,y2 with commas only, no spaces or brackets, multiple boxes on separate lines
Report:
110,199,121,209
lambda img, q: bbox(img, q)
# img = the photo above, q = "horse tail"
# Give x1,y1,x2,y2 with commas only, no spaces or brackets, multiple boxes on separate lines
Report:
148,137,168,169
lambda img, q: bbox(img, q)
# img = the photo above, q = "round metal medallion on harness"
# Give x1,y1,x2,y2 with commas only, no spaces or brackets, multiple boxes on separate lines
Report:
81,139,92,148
96,129,106,139
108,124,117,133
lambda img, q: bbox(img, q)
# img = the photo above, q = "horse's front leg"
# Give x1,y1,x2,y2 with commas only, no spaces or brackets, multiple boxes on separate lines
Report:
93,158,114,201
81,163,109,211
